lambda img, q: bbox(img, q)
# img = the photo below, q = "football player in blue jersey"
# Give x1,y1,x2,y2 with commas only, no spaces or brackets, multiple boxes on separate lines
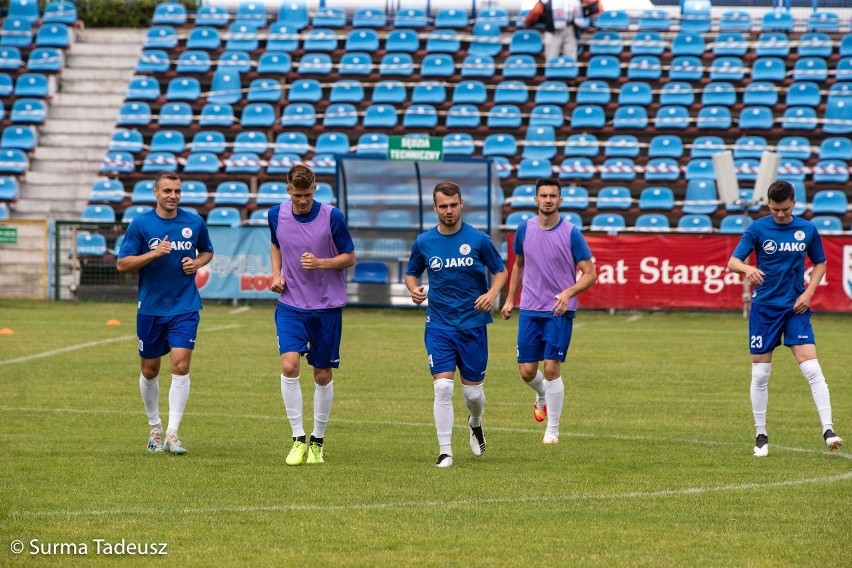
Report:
405,181,507,468
728,180,842,457
117,171,214,455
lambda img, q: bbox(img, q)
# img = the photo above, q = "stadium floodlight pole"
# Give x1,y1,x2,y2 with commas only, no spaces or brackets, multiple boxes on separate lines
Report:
712,150,751,317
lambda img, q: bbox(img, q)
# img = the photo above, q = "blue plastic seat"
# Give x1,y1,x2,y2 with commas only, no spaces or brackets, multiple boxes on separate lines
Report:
352,261,389,284
570,105,605,129
426,29,460,53
183,152,221,174
503,55,537,79
755,32,790,57
627,55,661,80
245,78,281,103
590,213,626,232
297,53,333,75
208,69,242,105
268,153,303,175
157,102,192,127
288,78,322,102
509,29,542,54
719,10,751,32
671,33,704,57
89,179,124,204
812,160,849,185
709,57,744,81
738,106,774,130
141,151,177,173
669,56,703,81
776,136,812,161
460,55,494,78
504,211,536,228
153,2,187,25
811,216,844,234
702,82,736,107
280,103,316,128
690,136,725,159
352,8,387,28
0,147,27,174
362,104,398,128
81,204,117,223
175,51,211,75
685,157,716,179
247,209,270,226
798,32,833,58
654,106,689,130
420,54,455,78
443,133,475,156
743,82,778,106
445,105,480,129
697,106,732,130
597,10,630,31
733,136,767,159
544,56,578,80
180,181,208,205
781,107,817,131
522,126,557,160
447,80,483,105
793,57,828,82
122,205,153,224
412,81,447,104
677,214,713,232
236,1,269,24
338,52,372,76
634,213,670,231
648,135,683,159
402,105,437,129
0,47,24,71
206,207,242,228
326,80,363,104
379,53,414,77
682,180,718,214
130,180,156,204
576,80,610,105
435,8,468,28
27,47,64,73
303,27,337,52
36,23,71,48
509,184,537,207
659,82,694,106
116,102,152,127
734,158,760,183
597,186,632,209
277,2,309,30
144,25,178,50
680,0,712,33
355,133,389,156
618,82,652,106
836,57,852,82
560,186,589,210
386,29,419,53
371,80,406,104
639,187,675,211
777,158,807,182
532,81,566,105
558,157,594,181
345,28,379,52
482,133,517,157
491,80,525,104
517,158,552,180
195,6,229,27
786,82,820,108
645,158,681,183
750,57,785,82
605,135,638,158
824,97,852,134
266,23,298,52
256,181,288,206
149,130,185,154
189,131,226,154
613,106,648,130
819,137,852,161
165,77,200,102
487,104,522,128
589,31,623,56
632,31,664,56
323,103,358,128
587,55,621,80
719,215,751,234
0,73,12,97
811,190,848,215
530,105,563,128
565,133,598,158
233,131,267,154
257,52,291,75
226,21,260,51
43,1,78,25
713,32,747,57
76,233,107,256
477,7,509,27
272,131,309,156
214,181,250,206
807,10,839,32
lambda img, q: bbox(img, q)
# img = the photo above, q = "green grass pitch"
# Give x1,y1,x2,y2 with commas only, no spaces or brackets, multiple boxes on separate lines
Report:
1,300,849,566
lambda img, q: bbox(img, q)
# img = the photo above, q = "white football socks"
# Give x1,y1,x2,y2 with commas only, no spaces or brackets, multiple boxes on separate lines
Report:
526,369,546,407
800,359,834,431
139,374,161,428
544,377,564,436
166,374,190,435
434,378,454,454
462,383,485,428
281,375,305,438
750,363,771,436
312,380,334,439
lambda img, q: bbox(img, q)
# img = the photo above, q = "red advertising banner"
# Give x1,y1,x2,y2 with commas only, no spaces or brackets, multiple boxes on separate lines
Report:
507,234,852,313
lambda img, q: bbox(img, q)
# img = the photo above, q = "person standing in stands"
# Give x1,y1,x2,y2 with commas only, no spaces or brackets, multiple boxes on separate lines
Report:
524,0,590,62
117,170,214,456
405,181,508,468
728,180,843,457
268,164,355,466
500,178,597,445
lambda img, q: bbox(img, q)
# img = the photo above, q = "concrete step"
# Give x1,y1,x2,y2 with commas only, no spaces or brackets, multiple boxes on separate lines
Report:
52,92,125,107
13,199,83,219
24,170,100,186
48,104,119,122
32,146,108,161
66,54,141,70
60,67,136,82
39,133,111,147
23,184,91,200
69,41,143,57
78,28,147,44
39,118,117,135
61,80,128,95
30,158,105,173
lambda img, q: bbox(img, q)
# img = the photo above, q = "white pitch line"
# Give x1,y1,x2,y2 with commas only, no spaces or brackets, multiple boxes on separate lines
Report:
0,324,241,366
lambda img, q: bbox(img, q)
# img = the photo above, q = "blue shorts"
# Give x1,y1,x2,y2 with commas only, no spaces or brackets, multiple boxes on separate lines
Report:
275,302,342,369
516,310,574,363
424,326,488,382
137,312,200,359
748,303,815,355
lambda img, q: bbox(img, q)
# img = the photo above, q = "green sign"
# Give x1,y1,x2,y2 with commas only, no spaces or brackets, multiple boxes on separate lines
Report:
387,136,443,162
0,226,17,245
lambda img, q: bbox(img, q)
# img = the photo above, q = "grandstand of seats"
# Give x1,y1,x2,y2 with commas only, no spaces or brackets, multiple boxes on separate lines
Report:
70,1,852,253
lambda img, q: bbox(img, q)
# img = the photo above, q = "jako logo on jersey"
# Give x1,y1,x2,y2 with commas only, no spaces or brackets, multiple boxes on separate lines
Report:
182,227,193,239
459,243,471,255
148,238,194,251
428,255,474,271
762,239,806,254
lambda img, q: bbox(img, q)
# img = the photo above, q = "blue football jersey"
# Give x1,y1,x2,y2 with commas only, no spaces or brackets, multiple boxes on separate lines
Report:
406,222,506,330
732,215,825,308
118,208,214,315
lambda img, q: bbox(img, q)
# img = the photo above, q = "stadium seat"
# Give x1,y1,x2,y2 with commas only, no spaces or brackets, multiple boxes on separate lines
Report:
619,82,652,106
217,50,253,72
426,29,460,54
659,82,694,106
807,10,839,32
654,106,690,130
587,56,621,80
122,205,153,224
0,73,12,97
680,0,712,33
570,105,605,129
634,214,670,231
304,27,337,52
576,80,610,105
323,103,358,128
564,133,598,157
371,81,406,104
345,28,379,52
248,78,283,103
509,184,536,207
503,55,537,79
530,105,564,128
81,204,117,223
176,51,212,75
648,135,683,159
798,32,833,58
435,8,468,28
671,33,704,57
233,131,267,155
183,152,221,174
355,133,389,156
544,56,578,80
0,47,24,71
208,69,242,105
504,211,535,228
691,136,725,159
443,133,475,156
483,134,517,157
589,31,623,56
755,32,790,58
685,158,716,180
256,181,288,206
288,79,322,103
793,58,828,83
762,10,794,32
605,135,639,158
645,158,680,183
0,125,36,151
223,152,261,174
786,82,821,108
613,106,648,130
493,80,528,104
214,181,250,206
677,214,714,232
329,79,364,104
487,104,522,128
558,157,594,181
386,29,419,53
352,8,387,28
297,53,333,75
596,10,630,31
247,209,270,226
739,106,774,130
141,151,178,173
394,7,426,28
782,107,817,131
363,104,398,128
225,21,260,51
776,136,812,161
149,130,185,154
713,32,747,57
522,126,557,160
697,106,732,130
639,187,675,210
144,25,178,50
165,77,200,102
280,103,316,128
597,186,632,209
535,81,569,105
402,105,438,129
627,55,661,80
352,261,389,284
719,215,751,234
130,180,156,204
460,55,495,78
811,215,844,234
153,2,187,25
589,213,626,232
812,160,850,185
36,24,71,49
448,80,484,105
732,136,767,160
819,137,852,161
517,159,552,180
743,82,778,107
277,2,309,30
702,82,736,107
186,26,220,51
379,53,414,77
413,81,447,104
709,57,744,82
236,2,268,24
682,180,718,214
560,186,589,210
509,29,542,55
206,207,242,227
477,7,509,27
631,31,664,56
99,151,134,175
190,131,226,154
43,1,78,25
180,181,208,206
89,179,124,203
719,10,751,32
669,56,703,82
266,23,298,52
157,102,192,128
445,105,480,129
77,232,108,256
824,98,852,134
10,97,46,125
810,190,848,215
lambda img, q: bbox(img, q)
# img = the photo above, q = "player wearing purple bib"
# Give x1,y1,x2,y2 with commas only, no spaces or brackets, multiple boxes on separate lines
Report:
268,164,355,466
405,181,507,468
500,178,597,445
728,180,843,457
117,171,214,455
